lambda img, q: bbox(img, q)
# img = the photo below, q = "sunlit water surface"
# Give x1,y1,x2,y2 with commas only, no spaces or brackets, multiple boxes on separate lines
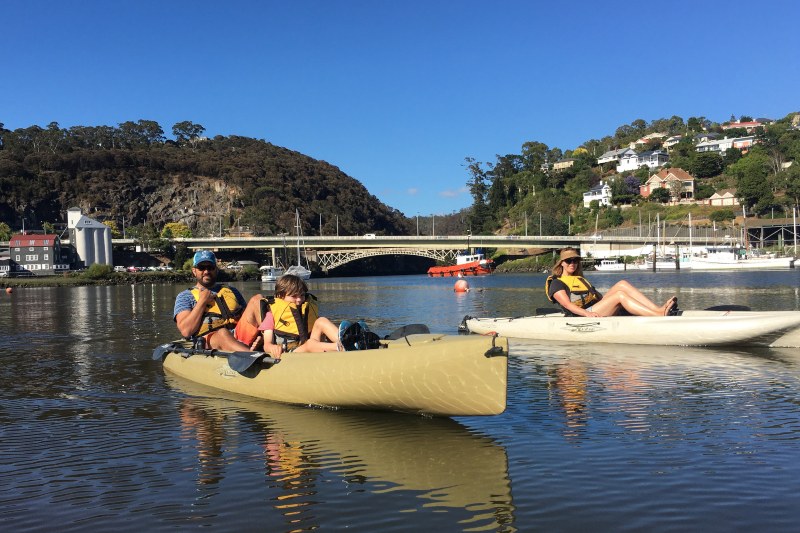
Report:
2,270,800,531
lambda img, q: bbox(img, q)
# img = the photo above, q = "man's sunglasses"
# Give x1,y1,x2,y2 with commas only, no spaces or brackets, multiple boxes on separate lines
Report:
195,264,216,271
563,258,580,265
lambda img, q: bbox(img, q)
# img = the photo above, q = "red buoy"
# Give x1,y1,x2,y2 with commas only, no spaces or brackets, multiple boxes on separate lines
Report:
454,279,469,293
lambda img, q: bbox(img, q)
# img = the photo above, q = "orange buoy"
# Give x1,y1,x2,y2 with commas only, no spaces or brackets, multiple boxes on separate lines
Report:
5,287,12,294
454,279,469,293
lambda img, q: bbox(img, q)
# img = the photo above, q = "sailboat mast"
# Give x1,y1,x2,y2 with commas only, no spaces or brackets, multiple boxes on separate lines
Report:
295,210,301,266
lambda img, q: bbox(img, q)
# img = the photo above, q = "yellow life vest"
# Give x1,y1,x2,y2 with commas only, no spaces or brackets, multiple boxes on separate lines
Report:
190,286,244,337
260,294,319,350
545,274,602,309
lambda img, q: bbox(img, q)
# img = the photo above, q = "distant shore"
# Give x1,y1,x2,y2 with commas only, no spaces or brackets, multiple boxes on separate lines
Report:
1,270,261,289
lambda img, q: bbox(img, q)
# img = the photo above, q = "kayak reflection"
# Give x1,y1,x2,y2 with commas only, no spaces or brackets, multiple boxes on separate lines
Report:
512,340,800,441
169,375,515,530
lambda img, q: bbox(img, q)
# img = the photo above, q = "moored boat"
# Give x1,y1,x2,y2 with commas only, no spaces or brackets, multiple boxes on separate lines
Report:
462,309,800,347
154,333,508,416
427,251,495,277
259,264,284,282
594,259,627,271
688,246,795,270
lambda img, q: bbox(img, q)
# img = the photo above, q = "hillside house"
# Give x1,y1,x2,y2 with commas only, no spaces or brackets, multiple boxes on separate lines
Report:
696,135,757,154
639,168,695,202
583,181,612,208
637,149,669,169
707,189,740,206
721,119,771,133
552,158,576,172
597,148,632,166
630,132,667,149
663,135,683,150
616,150,641,172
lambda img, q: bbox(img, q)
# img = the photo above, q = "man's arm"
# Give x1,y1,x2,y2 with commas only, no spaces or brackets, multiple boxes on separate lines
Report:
175,288,216,338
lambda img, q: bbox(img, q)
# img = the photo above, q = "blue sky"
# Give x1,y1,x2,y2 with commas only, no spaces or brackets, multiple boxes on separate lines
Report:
2,1,798,217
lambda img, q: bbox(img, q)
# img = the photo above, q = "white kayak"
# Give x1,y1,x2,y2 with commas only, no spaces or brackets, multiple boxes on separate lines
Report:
462,309,800,348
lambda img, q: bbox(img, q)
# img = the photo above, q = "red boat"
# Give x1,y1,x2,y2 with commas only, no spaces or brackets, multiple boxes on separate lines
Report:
427,252,495,277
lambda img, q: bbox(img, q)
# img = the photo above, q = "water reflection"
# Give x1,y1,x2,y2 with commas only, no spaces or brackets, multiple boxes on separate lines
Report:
169,376,515,531
513,339,800,447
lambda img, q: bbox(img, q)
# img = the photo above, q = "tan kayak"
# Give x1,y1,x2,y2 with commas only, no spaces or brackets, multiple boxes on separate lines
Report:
156,333,508,417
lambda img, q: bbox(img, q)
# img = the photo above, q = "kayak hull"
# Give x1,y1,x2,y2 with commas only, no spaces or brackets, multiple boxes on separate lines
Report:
464,310,800,347
160,334,508,416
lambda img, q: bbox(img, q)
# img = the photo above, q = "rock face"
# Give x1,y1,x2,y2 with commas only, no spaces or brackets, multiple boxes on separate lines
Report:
0,135,412,237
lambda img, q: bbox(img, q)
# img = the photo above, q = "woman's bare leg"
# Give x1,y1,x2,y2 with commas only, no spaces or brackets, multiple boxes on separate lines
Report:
605,280,676,315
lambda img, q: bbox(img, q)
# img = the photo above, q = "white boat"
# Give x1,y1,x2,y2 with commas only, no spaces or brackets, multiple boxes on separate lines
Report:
594,259,627,271
284,264,312,280
282,209,313,280
635,256,692,271
259,264,284,282
462,309,800,347
688,246,795,270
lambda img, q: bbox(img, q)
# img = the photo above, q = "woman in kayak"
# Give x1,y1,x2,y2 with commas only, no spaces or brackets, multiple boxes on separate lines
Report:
546,247,677,317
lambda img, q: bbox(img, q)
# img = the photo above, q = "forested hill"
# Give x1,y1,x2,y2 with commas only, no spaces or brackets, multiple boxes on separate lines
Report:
0,121,412,237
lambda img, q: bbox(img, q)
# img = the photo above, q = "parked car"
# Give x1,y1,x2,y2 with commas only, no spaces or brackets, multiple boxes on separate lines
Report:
363,233,376,239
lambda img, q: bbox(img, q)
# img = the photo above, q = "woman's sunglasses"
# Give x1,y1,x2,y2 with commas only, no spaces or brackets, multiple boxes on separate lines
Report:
563,258,580,265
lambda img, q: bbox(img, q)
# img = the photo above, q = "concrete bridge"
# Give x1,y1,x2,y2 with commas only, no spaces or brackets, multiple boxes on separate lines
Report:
107,232,738,272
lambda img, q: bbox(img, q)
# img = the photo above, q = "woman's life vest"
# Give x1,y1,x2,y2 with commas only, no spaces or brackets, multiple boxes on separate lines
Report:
190,286,244,337
261,294,319,350
545,274,603,309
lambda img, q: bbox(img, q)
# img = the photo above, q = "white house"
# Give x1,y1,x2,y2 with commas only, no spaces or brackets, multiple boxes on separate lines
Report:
637,149,669,169
616,150,641,172
583,181,612,208
696,135,756,154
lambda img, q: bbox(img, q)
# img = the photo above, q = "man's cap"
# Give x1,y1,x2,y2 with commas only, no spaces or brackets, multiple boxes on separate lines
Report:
193,250,217,266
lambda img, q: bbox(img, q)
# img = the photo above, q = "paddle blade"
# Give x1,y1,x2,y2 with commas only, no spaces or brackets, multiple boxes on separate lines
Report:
385,323,431,340
227,352,279,373
152,343,174,361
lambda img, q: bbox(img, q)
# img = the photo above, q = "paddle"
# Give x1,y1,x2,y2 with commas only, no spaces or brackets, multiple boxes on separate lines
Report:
152,342,280,373
384,323,430,340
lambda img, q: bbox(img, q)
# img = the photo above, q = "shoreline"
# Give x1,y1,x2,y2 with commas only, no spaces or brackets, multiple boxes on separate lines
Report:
0,270,262,289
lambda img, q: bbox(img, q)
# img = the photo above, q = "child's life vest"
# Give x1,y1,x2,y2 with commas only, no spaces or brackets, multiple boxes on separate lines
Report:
260,294,319,350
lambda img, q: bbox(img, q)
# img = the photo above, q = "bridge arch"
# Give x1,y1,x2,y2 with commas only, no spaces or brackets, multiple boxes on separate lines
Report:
314,248,460,271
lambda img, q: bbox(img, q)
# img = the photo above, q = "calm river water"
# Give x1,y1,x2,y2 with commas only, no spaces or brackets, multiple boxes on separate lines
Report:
2,271,800,531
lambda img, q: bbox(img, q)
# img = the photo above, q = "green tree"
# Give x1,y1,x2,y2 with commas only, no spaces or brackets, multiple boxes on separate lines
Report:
172,121,206,147
709,209,735,223
0,221,11,240
464,157,493,233
649,188,671,203
691,152,724,178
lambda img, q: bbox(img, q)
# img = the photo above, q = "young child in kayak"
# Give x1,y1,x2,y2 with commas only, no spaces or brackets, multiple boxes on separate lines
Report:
546,247,678,317
258,274,363,357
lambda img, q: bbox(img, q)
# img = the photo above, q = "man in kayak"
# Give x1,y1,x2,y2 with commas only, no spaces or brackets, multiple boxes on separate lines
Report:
173,250,264,351
546,247,677,317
